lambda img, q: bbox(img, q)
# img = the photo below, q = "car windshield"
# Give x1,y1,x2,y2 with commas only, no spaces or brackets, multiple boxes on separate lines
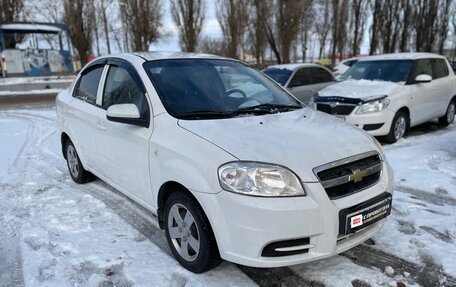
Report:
262,68,292,86
340,60,413,83
144,59,302,119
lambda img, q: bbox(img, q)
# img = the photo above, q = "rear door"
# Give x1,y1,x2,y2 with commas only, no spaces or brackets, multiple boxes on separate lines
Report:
92,59,154,205
68,64,105,169
431,58,451,115
409,59,440,124
309,67,335,95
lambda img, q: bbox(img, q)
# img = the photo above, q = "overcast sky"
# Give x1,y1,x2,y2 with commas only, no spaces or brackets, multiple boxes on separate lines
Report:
150,1,222,52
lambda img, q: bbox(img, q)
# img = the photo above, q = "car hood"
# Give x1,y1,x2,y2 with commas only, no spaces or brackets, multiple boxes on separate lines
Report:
178,108,379,182
318,79,404,101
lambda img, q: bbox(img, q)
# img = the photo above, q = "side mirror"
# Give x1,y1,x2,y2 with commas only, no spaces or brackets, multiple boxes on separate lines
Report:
415,74,432,83
106,103,149,127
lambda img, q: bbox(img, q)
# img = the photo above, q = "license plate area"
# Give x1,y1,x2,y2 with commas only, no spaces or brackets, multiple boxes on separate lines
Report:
335,116,346,121
338,192,392,235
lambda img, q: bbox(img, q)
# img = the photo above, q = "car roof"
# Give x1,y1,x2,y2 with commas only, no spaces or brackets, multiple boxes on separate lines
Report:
93,51,232,63
132,51,230,61
359,52,446,61
265,63,325,71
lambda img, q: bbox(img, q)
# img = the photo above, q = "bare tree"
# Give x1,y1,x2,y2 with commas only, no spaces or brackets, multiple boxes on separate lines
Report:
349,0,367,56
399,0,414,52
199,36,225,55
64,0,94,65
369,0,382,55
330,0,348,66
300,3,314,62
120,0,163,51
26,0,63,49
435,0,452,54
91,0,100,56
275,0,307,63
217,0,249,58
314,0,331,59
414,0,439,52
0,0,25,48
171,0,205,52
248,0,269,65
97,0,114,54
378,0,401,53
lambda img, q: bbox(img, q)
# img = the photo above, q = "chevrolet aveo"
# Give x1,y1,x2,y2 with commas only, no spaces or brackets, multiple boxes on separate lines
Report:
56,52,394,273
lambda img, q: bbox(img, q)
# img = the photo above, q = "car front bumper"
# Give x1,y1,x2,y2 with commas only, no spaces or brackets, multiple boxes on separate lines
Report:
340,108,396,137
193,161,394,268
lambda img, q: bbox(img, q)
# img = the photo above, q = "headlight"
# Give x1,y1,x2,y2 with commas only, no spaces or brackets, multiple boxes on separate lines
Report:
356,97,390,114
218,162,305,197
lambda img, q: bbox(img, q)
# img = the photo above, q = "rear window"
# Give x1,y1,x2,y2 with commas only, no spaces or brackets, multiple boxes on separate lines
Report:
263,68,293,86
432,59,449,79
311,67,333,84
73,66,104,104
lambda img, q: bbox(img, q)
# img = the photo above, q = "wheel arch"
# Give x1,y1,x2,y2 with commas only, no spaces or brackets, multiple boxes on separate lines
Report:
396,106,411,129
61,132,70,159
157,181,202,229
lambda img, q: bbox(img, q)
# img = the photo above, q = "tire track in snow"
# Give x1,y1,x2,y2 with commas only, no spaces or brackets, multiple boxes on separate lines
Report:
81,181,324,286
0,110,58,287
342,238,456,287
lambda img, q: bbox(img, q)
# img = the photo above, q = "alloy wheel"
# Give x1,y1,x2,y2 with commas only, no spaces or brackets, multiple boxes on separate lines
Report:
447,102,455,123
67,145,80,178
167,203,200,262
394,116,406,140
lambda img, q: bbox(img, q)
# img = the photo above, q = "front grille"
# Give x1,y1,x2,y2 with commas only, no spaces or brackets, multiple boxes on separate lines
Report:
316,103,355,115
313,151,382,199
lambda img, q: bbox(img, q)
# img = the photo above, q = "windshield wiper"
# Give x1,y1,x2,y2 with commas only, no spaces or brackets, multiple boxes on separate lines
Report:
235,103,302,114
176,110,235,119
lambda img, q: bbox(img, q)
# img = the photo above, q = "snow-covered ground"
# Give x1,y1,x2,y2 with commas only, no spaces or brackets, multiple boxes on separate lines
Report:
0,107,455,287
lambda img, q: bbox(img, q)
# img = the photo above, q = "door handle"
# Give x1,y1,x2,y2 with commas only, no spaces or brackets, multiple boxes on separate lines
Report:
97,121,107,130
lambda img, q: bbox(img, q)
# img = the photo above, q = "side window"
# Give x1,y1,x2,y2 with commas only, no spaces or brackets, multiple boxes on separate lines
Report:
102,66,149,117
431,59,449,79
73,66,104,105
289,68,312,87
311,68,333,84
346,59,358,67
412,59,433,80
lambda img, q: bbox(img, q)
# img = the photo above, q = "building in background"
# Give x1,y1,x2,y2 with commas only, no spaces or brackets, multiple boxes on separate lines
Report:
0,22,74,78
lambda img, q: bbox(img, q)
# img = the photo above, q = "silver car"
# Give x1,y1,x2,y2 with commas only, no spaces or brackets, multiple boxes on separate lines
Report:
263,63,335,104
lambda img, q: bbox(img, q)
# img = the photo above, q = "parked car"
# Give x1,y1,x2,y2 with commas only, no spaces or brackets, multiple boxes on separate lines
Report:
313,53,456,143
450,61,456,73
56,52,393,273
263,63,335,104
332,57,359,77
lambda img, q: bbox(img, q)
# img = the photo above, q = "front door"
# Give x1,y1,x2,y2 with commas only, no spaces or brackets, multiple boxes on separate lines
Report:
93,60,154,205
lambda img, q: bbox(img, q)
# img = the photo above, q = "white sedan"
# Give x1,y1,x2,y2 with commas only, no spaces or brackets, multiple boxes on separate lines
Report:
56,52,393,273
263,63,335,104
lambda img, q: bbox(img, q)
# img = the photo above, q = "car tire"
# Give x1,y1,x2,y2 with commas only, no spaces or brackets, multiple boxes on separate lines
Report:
438,99,455,127
164,191,221,273
384,111,408,143
65,140,94,184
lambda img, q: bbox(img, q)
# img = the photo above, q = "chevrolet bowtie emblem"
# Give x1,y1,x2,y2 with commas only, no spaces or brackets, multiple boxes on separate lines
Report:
349,169,367,183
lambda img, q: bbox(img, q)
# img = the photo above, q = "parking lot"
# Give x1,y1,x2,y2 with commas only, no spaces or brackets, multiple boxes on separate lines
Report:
0,97,455,287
